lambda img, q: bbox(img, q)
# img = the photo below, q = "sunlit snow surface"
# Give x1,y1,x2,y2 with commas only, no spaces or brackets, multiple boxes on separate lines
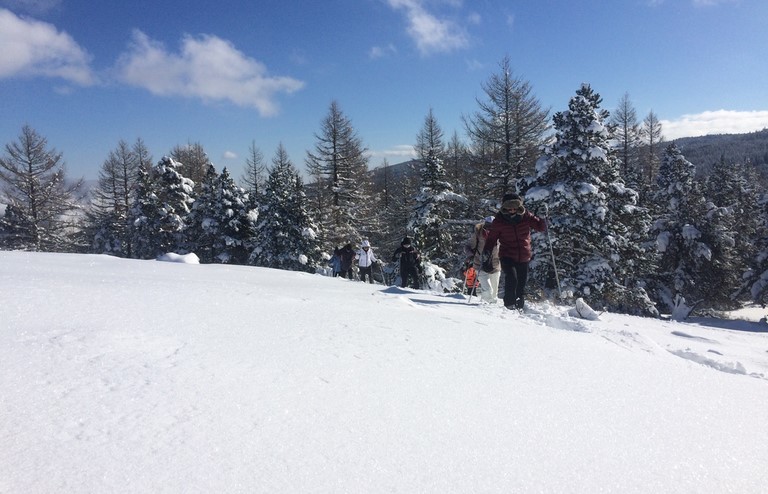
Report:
2,252,767,493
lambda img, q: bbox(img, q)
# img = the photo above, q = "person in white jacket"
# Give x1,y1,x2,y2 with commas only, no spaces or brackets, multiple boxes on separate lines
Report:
357,239,379,284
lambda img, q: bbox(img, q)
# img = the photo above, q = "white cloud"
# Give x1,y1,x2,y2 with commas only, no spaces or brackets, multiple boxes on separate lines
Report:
0,8,95,85
222,151,238,160
661,110,768,140
114,30,305,116
386,0,469,55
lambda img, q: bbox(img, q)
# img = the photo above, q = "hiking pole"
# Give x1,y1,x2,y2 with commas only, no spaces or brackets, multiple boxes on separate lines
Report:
543,203,563,300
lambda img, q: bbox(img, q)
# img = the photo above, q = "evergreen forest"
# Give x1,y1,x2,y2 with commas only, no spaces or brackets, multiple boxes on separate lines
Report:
3,57,768,319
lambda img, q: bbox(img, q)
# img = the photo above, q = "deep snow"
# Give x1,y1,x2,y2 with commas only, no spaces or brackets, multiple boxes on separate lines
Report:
1,251,767,493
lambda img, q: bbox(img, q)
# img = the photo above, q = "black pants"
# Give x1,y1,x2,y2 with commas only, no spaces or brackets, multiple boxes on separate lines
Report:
341,268,354,279
501,258,529,309
359,265,374,283
401,266,420,289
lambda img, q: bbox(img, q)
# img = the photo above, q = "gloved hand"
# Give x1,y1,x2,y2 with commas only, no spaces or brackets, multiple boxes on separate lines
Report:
481,250,494,273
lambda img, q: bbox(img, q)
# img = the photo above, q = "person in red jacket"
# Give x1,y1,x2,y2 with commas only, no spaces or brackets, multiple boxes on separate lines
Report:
482,193,547,310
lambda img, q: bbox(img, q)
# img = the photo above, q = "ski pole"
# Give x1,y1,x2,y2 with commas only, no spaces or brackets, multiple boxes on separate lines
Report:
543,203,563,299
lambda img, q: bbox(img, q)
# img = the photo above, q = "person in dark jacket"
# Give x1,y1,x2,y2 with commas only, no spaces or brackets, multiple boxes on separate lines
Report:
338,243,357,279
483,194,546,310
392,236,422,289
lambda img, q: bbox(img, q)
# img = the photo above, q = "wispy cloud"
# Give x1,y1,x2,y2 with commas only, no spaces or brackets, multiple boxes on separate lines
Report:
114,30,305,116
0,0,61,15
222,151,238,160
661,110,768,140
386,0,469,56
692,0,738,6
369,43,397,60
370,144,417,165
0,7,95,85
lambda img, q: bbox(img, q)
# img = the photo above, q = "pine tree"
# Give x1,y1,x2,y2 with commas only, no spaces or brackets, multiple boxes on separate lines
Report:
251,144,322,272
0,125,84,251
524,84,656,315
187,165,258,264
649,143,737,316
128,157,195,259
740,191,768,305
706,157,761,306
185,165,219,263
409,111,467,274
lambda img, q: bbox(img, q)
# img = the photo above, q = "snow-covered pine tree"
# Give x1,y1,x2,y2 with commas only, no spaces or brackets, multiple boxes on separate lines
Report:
409,110,468,277
209,167,258,264
649,143,737,316
740,191,768,305
128,157,195,259
305,101,370,249
250,144,323,272
185,164,219,262
523,84,657,315
704,157,761,307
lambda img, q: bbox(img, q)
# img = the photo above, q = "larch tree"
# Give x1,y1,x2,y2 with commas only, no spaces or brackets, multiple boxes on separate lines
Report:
305,100,371,249
171,141,211,188
0,125,84,252
86,139,146,257
610,93,645,197
640,110,664,186
463,55,549,199
240,140,266,202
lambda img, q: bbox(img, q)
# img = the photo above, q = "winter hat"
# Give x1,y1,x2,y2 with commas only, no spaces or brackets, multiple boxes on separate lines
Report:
484,216,494,226
502,193,521,203
401,236,412,246
361,239,370,248
501,193,524,212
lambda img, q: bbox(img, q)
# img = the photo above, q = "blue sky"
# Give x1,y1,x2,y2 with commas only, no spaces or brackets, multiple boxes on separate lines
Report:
2,0,767,181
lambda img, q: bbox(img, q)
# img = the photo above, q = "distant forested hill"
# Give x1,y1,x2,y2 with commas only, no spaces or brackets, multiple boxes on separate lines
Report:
674,128,768,179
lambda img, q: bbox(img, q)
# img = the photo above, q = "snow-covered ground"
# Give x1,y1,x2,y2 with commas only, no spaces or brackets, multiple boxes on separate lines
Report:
2,251,767,493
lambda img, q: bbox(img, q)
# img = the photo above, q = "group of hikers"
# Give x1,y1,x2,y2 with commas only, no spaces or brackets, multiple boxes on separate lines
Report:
329,193,547,311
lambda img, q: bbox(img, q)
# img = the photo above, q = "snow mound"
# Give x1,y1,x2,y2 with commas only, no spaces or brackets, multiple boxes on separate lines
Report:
156,252,200,264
